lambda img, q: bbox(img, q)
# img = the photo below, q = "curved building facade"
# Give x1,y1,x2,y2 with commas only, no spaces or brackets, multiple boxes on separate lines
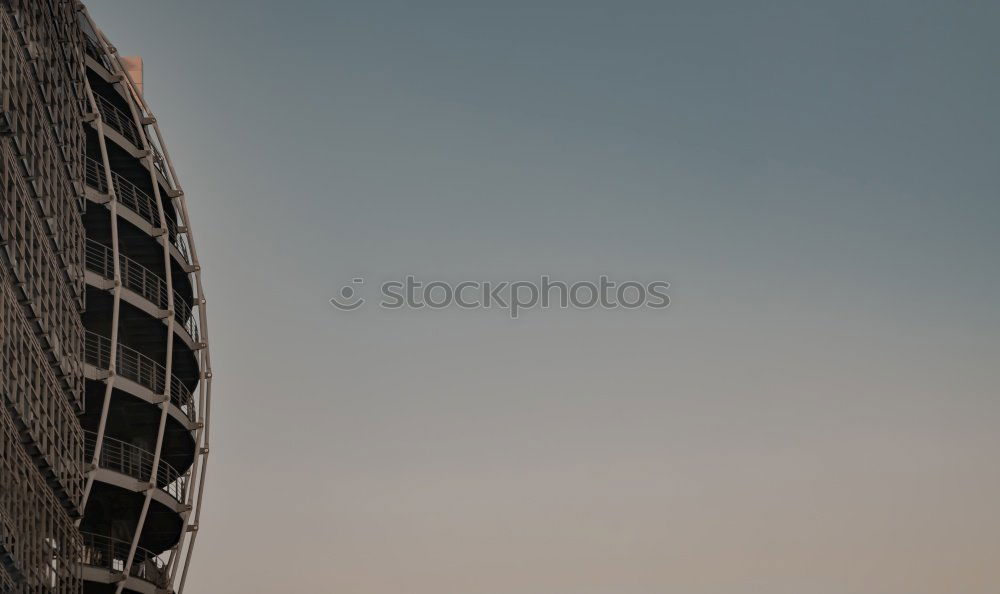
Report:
0,2,211,593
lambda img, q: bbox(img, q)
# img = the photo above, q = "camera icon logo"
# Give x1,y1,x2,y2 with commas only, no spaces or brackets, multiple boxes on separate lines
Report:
329,277,365,311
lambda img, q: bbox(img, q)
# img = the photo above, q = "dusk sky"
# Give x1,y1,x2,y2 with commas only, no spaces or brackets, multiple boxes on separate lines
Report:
87,1,1000,592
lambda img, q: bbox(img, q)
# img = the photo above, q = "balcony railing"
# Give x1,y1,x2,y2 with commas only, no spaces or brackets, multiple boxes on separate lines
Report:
85,239,201,342
84,430,186,502
93,93,141,146
83,37,173,179
84,156,192,263
80,532,167,588
83,34,114,72
84,331,196,422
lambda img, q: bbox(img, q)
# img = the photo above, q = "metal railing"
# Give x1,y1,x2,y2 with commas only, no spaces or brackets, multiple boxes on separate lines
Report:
94,93,141,146
84,331,197,422
83,156,192,263
84,39,173,182
86,239,167,307
84,154,108,193
84,431,187,503
83,34,114,71
174,290,201,343
84,240,201,342
80,532,168,588
84,155,157,224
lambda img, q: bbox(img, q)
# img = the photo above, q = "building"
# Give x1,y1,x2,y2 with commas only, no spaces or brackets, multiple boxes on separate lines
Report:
0,2,212,593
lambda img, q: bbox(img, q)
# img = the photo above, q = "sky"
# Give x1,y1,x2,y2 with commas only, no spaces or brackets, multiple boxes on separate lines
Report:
85,1,1000,593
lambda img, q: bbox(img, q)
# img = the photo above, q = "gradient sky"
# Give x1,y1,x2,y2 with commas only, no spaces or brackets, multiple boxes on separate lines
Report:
86,1,1000,592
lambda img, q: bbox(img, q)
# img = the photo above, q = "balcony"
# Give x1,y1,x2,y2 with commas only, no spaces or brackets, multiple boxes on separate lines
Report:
83,33,114,72
80,532,168,589
84,430,187,503
84,331,196,423
84,155,192,263
86,239,202,343
94,93,141,147
86,54,173,180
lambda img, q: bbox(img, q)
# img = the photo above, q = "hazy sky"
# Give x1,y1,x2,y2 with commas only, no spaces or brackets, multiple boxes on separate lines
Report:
86,1,1000,592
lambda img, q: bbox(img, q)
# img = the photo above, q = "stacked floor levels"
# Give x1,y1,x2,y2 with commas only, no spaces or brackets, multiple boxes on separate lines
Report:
0,2,212,593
